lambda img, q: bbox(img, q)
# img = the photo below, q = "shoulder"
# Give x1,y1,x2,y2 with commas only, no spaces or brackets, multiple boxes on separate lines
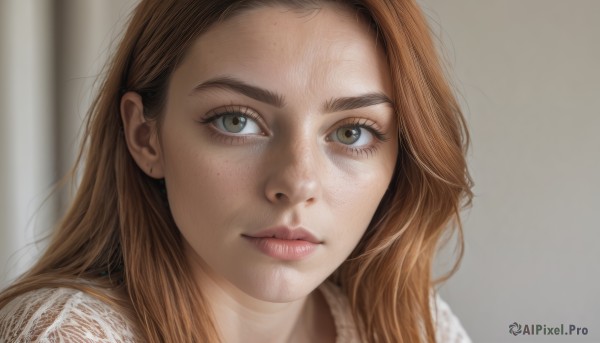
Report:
319,282,471,343
432,293,472,343
0,287,140,343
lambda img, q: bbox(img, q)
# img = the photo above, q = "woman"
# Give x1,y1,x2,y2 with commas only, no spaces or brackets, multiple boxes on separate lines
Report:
0,0,473,342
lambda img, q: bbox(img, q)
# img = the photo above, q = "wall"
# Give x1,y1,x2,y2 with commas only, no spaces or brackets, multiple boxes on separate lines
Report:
422,1,600,342
0,0,55,288
0,0,138,287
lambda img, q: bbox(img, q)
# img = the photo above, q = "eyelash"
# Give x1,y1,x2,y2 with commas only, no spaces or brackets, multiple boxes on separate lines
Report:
328,118,389,157
197,106,389,157
197,105,266,144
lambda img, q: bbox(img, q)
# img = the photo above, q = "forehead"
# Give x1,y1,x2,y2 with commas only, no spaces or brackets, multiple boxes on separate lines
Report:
171,3,391,101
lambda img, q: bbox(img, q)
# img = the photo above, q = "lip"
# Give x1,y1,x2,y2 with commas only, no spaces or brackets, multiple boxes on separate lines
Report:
244,226,321,244
242,226,321,261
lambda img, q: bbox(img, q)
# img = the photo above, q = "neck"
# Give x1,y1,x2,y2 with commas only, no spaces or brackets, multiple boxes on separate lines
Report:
186,250,334,343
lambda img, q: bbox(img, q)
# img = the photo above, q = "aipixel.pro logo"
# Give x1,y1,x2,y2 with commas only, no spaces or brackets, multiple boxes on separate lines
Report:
509,322,589,336
509,322,522,336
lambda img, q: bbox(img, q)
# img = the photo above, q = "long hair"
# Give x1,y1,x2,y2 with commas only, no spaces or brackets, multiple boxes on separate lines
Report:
0,0,473,342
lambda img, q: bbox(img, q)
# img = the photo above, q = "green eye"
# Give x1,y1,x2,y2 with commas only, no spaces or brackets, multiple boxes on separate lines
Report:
336,126,361,145
221,114,247,133
210,112,263,135
200,107,264,137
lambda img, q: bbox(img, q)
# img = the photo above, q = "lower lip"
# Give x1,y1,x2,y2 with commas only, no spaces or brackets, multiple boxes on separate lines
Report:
243,236,318,261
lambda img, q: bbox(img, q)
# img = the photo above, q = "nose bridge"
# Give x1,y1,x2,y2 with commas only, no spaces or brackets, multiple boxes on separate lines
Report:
264,131,321,205
282,134,315,177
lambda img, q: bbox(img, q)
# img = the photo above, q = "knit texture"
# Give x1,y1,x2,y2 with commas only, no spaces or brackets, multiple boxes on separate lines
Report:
1,283,470,342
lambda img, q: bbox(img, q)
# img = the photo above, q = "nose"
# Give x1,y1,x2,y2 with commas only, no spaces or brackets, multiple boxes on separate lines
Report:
263,139,322,207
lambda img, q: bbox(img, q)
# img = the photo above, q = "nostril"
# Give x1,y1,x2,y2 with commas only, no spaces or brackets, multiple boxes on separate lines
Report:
275,193,285,200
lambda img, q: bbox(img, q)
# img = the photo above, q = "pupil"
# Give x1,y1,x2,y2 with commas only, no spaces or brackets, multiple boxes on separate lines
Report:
337,126,360,144
223,114,247,133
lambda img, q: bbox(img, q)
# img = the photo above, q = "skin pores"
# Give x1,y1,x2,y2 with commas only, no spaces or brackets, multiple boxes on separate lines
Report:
158,4,397,305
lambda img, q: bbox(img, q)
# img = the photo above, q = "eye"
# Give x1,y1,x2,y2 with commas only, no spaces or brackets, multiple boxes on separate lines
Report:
212,113,262,135
331,125,374,146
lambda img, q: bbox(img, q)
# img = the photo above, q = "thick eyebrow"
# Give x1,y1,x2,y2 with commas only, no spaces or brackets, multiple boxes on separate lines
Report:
190,76,393,113
190,76,285,108
323,93,393,113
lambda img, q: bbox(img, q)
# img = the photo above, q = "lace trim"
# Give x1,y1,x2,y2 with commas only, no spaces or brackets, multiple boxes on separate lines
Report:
1,284,471,343
318,282,472,343
432,293,472,343
0,288,139,343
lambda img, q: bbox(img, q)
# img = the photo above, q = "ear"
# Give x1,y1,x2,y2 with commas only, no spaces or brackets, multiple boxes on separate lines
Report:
120,91,164,179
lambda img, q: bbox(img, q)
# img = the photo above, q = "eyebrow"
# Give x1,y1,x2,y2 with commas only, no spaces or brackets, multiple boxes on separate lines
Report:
191,76,285,107
190,76,393,112
323,93,393,113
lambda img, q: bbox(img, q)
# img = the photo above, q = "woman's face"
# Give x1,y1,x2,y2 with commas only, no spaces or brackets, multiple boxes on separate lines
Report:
159,4,397,302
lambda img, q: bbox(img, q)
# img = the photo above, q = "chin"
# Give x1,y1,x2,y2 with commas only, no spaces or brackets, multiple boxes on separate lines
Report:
232,266,324,303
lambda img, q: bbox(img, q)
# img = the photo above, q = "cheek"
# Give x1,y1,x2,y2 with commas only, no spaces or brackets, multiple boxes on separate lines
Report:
328,153,395,213
324,162,394,249
162,143,258,243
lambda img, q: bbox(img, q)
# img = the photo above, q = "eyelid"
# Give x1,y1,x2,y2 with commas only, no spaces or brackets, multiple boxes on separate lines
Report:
199,105,258,123
198,105,269,135
197,108,390,158
330,117,389,142
326,117,390,158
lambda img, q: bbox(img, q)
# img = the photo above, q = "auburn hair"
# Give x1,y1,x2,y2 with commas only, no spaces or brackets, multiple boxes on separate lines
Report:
0,0,473,342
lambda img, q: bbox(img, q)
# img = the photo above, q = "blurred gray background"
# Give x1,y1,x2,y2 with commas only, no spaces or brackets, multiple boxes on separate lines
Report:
1,1,598,342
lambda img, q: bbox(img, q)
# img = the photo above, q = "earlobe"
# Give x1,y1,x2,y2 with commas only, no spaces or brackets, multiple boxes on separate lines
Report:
120,91,164,178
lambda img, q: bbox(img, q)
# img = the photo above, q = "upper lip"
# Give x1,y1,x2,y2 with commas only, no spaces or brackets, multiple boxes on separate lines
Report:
243,226,321,244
